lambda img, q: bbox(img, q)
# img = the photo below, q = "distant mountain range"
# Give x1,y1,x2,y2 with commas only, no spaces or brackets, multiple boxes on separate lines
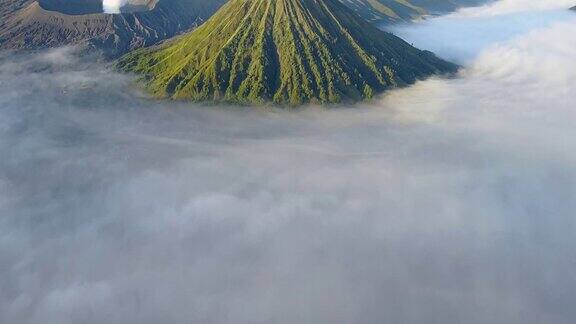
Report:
117,0,458,105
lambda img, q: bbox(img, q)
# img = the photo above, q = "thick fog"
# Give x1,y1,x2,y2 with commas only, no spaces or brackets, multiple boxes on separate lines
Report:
1,1,576,323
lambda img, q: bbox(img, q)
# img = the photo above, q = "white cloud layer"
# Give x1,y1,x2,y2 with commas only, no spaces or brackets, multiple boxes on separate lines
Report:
1,3,576,324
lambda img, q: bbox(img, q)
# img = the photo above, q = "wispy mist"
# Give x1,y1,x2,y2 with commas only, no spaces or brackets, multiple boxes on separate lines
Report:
1,2,576,323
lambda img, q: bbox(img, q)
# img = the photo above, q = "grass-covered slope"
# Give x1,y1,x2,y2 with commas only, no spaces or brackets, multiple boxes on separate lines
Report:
118,0,457,105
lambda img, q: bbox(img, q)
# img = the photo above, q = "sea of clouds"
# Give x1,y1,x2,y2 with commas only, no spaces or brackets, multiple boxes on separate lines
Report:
1,0,576,323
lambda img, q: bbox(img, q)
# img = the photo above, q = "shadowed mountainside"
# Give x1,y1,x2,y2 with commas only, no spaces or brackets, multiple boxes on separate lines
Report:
118,0,458,106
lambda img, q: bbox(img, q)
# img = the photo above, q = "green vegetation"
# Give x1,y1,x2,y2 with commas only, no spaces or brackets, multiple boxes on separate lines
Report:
117,0,457,106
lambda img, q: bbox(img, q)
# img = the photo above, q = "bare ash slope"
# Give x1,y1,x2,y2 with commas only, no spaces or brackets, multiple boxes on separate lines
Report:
0,0,227,58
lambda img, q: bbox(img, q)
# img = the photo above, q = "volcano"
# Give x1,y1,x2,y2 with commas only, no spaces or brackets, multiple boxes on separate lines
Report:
118,0,457,106
0,0,227,58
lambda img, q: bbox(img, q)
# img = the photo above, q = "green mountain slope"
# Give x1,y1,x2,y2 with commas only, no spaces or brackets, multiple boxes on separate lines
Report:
118,0,457,106
340,0,487,23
